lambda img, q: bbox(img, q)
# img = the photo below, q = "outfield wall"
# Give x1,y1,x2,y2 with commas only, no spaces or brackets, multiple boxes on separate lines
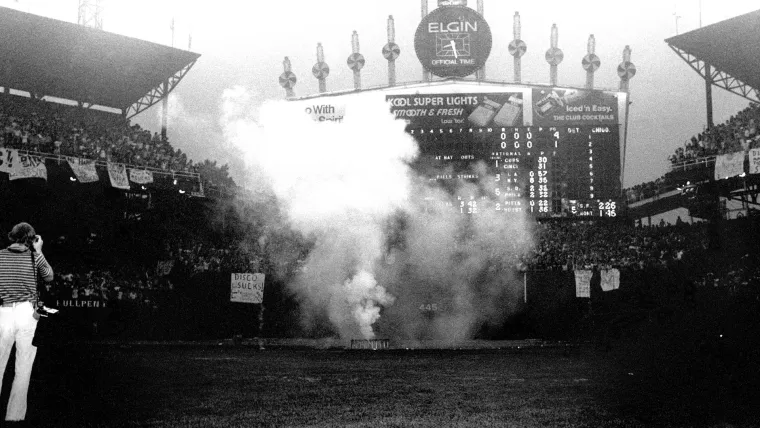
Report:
45,265,706,342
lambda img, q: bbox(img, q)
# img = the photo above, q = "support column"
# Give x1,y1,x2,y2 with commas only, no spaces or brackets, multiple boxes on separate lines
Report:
705,63,714,129
161,80,169,141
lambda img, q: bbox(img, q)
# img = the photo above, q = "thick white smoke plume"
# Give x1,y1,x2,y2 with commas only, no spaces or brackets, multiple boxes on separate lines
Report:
221,86,534,343
222,87,415,339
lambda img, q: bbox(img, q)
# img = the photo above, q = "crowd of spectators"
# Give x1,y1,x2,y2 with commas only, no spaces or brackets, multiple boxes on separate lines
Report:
522,220,710,271
36,222,734,316
625,103,760,203
694,253,760,291
624,175,678,203
669,102,760,165
0,94,236,189
167,238,263,276
2,93,757,340
45,238,262,309
38,216,755,309
44,263,169,308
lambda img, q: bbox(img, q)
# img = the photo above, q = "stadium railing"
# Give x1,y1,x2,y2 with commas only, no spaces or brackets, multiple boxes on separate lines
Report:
12,149,200,180
670,155,717,172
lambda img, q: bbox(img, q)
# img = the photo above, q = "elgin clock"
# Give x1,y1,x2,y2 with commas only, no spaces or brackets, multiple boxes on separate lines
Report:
414,5,492,78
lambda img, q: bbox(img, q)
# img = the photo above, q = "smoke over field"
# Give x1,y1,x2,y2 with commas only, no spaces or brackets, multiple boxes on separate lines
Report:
222,87,534,343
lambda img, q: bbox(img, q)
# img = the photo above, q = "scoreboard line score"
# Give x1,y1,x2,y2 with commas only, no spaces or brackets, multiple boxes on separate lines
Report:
408,125,620,218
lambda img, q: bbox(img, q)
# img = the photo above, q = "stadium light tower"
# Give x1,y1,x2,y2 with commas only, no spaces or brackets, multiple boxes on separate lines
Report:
78,0,103,30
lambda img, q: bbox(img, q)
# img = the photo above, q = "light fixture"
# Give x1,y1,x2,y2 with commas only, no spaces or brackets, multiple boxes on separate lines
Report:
173,179,178,185
141,185,147,190
69,176,77,182
179,189,186,194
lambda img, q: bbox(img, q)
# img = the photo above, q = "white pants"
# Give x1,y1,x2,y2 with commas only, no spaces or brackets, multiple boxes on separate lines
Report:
0,301,38,421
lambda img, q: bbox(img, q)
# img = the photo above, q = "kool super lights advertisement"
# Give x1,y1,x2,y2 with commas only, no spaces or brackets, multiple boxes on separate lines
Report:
387,93,525,129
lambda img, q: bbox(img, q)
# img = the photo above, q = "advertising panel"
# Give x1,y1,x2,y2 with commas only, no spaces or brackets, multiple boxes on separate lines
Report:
303,102,346,123
387,92,524,128
532,88,618,126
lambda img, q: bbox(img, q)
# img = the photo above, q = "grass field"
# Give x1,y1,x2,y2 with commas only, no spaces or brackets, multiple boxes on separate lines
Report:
3,339,755,428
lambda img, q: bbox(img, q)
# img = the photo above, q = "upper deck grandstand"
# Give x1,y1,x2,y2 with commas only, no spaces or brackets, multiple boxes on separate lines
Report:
626,9,760,224
0,6,239,198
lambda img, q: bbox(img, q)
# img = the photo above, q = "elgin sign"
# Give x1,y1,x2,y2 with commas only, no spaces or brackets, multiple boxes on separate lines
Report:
414,5,492,78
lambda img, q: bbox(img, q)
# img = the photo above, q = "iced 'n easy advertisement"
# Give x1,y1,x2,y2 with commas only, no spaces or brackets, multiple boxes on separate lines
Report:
532,88,618,126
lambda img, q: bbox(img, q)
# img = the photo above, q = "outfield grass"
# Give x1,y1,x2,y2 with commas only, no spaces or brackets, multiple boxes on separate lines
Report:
1,341,747,428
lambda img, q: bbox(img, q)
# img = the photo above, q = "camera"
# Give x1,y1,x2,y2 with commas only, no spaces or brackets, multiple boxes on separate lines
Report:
36,305,58,317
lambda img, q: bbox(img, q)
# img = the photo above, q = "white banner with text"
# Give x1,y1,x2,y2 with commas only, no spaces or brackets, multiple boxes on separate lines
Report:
107,163,130,190
230,273,265,304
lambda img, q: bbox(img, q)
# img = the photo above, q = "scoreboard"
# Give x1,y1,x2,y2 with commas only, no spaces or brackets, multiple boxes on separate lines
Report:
291,83,628,219
408,124,620,218
388,88,624,218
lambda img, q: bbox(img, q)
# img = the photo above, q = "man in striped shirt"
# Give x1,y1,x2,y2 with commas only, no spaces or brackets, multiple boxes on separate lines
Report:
0,222,53,422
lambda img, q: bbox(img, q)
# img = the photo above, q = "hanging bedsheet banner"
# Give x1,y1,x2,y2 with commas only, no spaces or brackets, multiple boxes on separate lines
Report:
67,157,99,183
9,152,47,181
107,162,130,190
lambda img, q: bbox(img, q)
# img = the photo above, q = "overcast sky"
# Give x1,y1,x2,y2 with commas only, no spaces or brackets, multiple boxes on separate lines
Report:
2,0,758,187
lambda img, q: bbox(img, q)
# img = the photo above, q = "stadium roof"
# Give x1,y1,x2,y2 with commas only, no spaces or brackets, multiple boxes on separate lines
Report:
0,6,200,116
665,9,760,102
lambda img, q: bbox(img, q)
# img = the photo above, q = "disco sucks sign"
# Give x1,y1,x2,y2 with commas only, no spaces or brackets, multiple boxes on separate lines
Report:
414,0,492,78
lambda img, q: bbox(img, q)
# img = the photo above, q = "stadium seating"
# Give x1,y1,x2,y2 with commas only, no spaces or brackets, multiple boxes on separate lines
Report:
668,102,760,166
0,94,236,191
2,94,758,341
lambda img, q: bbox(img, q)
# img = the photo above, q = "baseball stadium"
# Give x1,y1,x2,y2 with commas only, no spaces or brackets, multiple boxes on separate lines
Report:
0,1,758,426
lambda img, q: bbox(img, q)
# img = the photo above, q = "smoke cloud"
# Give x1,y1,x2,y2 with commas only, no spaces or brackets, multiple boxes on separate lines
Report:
222,86,534,343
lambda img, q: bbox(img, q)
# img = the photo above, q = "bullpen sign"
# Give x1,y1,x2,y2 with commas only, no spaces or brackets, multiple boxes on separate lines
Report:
230,273,265,304
414,5,492,78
